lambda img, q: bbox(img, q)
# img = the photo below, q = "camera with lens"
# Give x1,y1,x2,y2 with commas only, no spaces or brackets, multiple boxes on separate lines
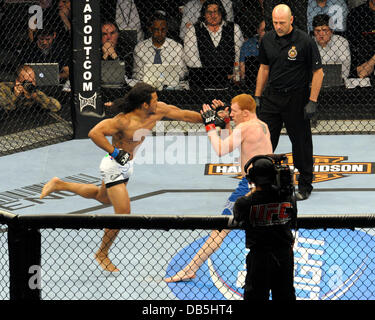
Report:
271,154,295,199
22,80,37,94
269,154,297,227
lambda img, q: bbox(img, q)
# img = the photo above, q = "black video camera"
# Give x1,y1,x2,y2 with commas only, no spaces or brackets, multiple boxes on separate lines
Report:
22,80,37,94
245,153,295,198
271,154,295,199
270,154,297,228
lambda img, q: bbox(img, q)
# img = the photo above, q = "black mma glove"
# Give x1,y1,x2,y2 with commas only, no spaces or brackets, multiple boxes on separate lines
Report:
201,109,217,132
304,100,318,120
110,148,131,166
254,96,261,110
214,105,230,129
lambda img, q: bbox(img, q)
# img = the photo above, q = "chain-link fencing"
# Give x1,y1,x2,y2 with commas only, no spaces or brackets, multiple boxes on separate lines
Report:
0,0,73,155
0,1,374,156
1,212,375,300
100,0,375,135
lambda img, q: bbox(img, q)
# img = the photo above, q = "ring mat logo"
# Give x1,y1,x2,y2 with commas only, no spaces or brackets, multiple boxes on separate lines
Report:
205,153,375,184
165,229,375,300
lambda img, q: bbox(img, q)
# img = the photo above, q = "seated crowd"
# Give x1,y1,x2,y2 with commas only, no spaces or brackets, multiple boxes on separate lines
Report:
102,0,374,90
0,0,373,109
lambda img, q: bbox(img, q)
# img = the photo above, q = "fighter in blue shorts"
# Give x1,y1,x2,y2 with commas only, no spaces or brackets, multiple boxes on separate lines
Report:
165,94,273,282
221,177,252,216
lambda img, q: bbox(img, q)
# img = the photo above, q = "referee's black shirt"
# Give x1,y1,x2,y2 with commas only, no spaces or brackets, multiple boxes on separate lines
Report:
258,27,322,91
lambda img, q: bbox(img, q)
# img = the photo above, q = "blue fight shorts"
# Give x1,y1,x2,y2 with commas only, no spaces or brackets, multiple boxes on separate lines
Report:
221,177,252,215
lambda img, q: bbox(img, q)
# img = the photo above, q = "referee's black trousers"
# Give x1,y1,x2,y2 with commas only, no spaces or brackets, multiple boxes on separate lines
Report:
259,87,313,193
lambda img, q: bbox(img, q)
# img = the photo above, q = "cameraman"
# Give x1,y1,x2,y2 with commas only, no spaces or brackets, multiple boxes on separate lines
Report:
0,65,61,112
233,155,296,301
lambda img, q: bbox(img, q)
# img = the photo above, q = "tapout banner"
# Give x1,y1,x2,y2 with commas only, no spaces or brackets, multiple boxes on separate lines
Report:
71,0,103,139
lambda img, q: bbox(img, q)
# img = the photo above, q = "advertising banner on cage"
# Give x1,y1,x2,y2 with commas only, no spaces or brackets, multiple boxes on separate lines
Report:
71,0,103,139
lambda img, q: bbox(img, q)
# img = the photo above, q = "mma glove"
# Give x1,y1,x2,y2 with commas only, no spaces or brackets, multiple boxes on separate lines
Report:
214,105,231,129
304,100,318,120
201,109,217,132
215,115,230,129
110,148,131,166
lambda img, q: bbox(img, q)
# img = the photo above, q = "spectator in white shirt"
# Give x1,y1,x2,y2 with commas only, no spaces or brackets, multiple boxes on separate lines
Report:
313,14,351,79
184,0,243,80
133,11,187,87
180,0,234,41
115,0,144,41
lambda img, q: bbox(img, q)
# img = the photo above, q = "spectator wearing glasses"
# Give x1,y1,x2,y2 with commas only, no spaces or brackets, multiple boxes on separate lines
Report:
180,0,234,41
183,0,243,88
312,14,351,79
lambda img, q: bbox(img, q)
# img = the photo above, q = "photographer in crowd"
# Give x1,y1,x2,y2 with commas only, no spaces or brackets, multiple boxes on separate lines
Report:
0,65,61,112
233,154,297,301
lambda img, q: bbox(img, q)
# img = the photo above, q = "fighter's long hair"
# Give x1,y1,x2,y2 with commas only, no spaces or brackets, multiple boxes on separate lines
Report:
112,82,156,114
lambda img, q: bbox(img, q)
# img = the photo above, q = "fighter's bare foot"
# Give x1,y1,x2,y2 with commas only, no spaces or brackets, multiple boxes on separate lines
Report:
94,252,119,272
40,177,61,199
164,269,196,283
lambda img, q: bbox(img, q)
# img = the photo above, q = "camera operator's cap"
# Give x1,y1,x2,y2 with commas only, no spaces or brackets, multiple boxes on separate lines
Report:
252,158,276,184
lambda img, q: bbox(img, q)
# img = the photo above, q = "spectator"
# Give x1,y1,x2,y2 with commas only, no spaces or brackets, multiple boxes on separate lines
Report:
58,0,71,34
28,0,71,44
0,64,61,112
20,25,70,81
180,0,234,41
102,22,122,61
1,1,36,52
239,19,265,81
184,0,243,88
135,0,184,43
307,0,348,33
346,0,375,79
115,0,144,41
101,21,133,81
313,14,351,79
132,11,187,87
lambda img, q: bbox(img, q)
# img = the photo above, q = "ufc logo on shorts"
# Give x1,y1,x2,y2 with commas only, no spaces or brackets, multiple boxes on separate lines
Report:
249,202,291,226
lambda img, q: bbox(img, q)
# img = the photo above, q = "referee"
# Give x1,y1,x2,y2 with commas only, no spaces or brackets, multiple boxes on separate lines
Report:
254,4,324,201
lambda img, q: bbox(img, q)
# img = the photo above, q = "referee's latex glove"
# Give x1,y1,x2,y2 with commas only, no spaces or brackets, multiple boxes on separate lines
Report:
304,100,318,120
